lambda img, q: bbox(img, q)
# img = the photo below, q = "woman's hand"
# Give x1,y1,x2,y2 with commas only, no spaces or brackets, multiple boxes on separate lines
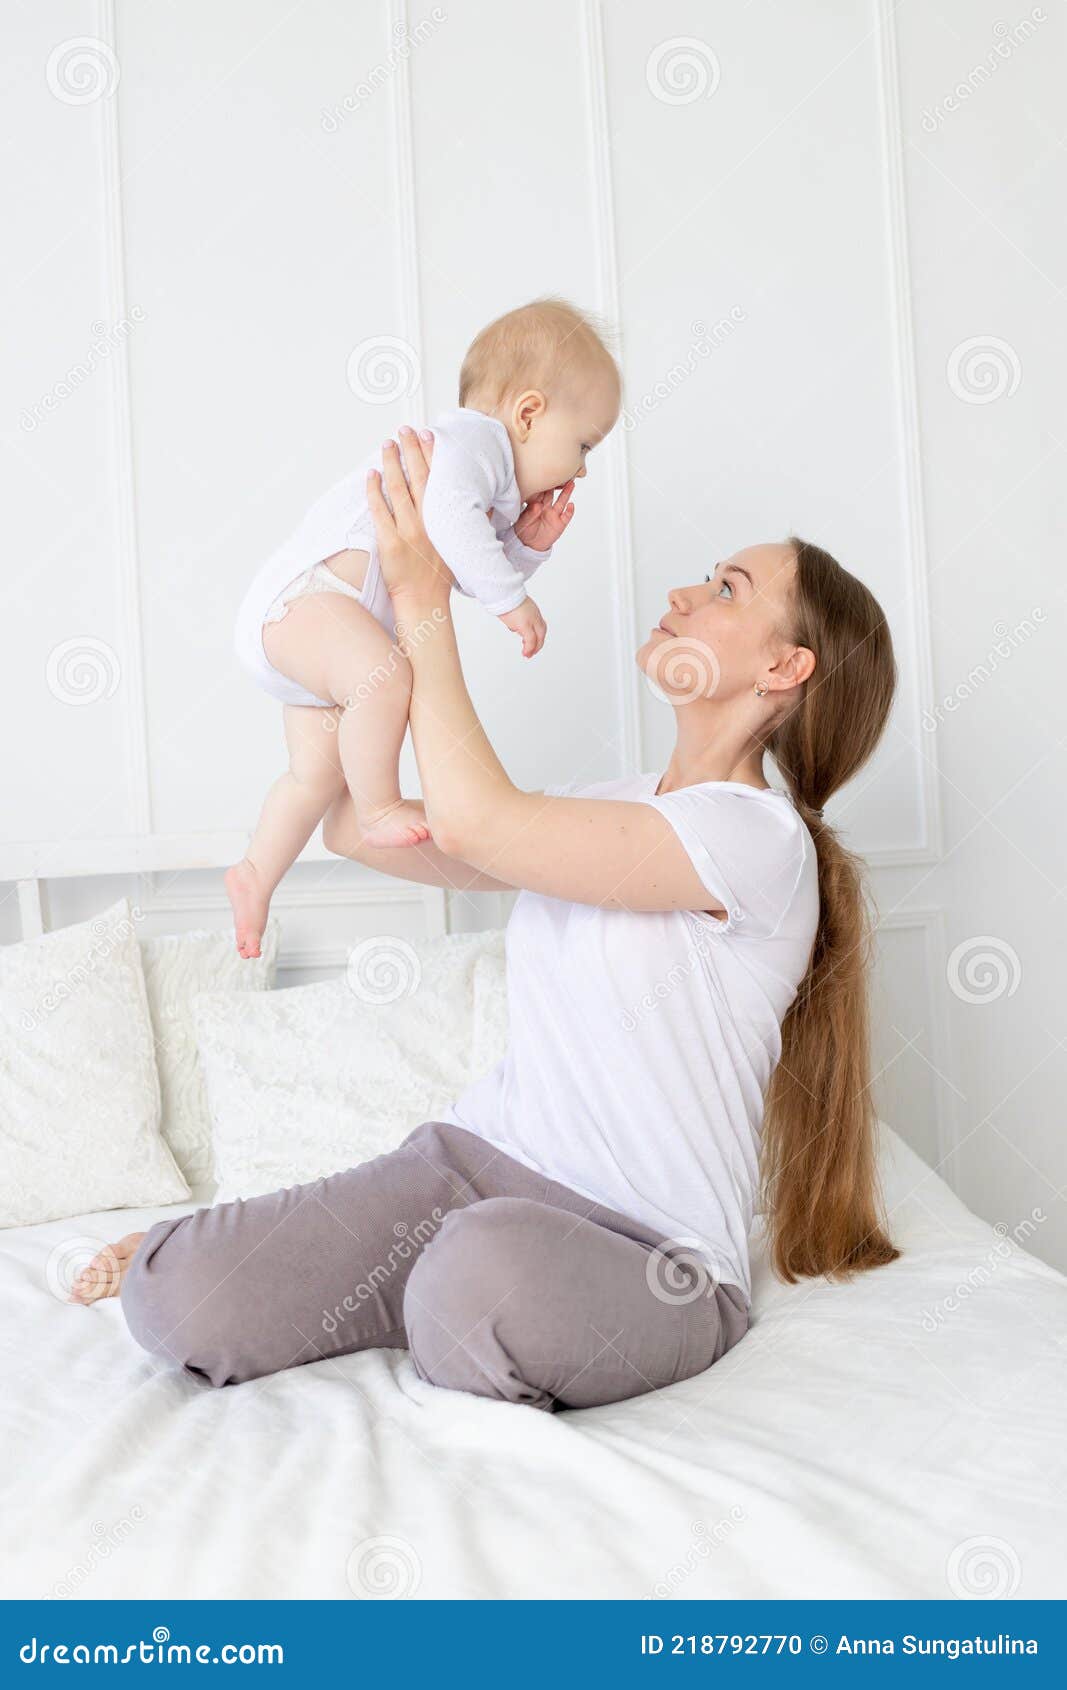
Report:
367,427,454,613
364,434,722,917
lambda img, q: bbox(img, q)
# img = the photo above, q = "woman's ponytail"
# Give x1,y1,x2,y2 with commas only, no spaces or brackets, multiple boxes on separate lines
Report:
760,539,901,1283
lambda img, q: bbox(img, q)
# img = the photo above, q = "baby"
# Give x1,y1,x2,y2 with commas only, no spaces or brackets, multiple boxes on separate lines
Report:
227,298,621,958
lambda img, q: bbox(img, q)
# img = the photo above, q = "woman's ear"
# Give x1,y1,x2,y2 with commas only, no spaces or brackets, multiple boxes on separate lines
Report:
775,645,817,689
797,646,817,686
512,389,547,440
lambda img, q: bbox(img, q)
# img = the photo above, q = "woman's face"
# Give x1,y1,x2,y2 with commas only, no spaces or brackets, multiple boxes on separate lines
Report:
637,542,799,705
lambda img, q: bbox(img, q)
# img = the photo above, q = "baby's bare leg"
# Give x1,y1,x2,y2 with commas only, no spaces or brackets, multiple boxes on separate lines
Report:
227,704,345,959
262,592,429,850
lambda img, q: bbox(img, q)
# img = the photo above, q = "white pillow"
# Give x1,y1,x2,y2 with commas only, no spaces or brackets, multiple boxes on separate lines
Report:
140,921,278,1187
470,933,508,1078
0,899,189,1227
194,930,501,1201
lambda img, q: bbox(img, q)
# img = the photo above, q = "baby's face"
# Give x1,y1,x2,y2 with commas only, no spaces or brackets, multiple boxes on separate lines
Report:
511,370,620,501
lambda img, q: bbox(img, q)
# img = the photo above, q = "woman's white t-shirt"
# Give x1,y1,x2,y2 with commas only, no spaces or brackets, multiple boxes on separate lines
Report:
443,773,820,1304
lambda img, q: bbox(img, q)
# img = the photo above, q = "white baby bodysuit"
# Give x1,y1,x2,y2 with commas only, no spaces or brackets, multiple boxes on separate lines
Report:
234,408,549,707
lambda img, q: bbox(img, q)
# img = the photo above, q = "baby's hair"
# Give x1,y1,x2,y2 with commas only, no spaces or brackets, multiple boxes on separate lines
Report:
459,297,620,409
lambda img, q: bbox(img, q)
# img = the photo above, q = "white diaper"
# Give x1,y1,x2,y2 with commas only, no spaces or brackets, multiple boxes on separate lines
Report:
234,541,396,711
263,561,366,626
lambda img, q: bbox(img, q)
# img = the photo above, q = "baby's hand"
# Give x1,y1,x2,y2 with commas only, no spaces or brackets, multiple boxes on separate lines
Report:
513,482,576,553
499,597,547,658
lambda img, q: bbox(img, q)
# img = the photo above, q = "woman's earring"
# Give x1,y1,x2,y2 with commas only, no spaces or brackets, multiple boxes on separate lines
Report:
754,681,769,697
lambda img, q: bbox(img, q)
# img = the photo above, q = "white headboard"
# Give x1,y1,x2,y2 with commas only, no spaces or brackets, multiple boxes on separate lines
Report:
1,833,447,948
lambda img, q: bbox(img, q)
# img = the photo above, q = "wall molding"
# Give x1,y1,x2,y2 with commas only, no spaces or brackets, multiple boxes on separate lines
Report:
580,0,641,777
1,830,447,942
98,0,152,835
146,880,434,915
874,905,958,1185
866,842,943,870
276,946,355,976
0,831,327,883
387,0,424,419
873,0,944,866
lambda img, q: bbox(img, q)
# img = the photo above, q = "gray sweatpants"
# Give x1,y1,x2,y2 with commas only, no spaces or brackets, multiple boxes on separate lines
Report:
121,1120,749,1412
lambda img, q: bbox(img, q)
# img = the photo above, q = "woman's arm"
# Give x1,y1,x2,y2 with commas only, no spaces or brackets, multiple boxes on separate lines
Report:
322,792,515,894
368,433,727,917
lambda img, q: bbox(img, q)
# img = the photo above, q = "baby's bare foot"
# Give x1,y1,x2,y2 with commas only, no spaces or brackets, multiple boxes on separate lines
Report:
225,858,270,959
70,1232,146,1305
360,800,432,850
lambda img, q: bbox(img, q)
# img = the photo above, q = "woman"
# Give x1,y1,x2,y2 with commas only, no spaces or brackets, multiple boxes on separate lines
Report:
75,430,900,1413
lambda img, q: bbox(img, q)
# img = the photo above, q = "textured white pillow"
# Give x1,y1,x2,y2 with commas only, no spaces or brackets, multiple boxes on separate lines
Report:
194,930,502,1201
0,899,189,1227
470,933,508,1079
140,921,278,1187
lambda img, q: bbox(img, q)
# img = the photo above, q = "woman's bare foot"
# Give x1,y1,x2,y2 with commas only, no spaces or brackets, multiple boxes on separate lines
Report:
225,857,270,958
70,1232,146,1305
359,800,432,850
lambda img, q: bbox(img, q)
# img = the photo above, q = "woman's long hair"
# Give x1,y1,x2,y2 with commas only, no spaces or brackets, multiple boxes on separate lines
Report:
760,537,900,1283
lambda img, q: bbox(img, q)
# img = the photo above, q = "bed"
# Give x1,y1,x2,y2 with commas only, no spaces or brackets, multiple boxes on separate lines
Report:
3,1110,1065,1600
1,844,1065,1602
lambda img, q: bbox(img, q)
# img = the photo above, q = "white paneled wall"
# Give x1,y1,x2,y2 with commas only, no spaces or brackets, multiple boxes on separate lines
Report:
892,0,1065,1267
3,3,1064,1264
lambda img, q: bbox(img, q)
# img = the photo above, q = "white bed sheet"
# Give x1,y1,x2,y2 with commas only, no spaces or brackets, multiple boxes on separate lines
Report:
2,1126,1065,1600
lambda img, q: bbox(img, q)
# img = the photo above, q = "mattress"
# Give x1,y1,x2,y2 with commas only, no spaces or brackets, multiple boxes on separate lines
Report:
2,1126,1064,1599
